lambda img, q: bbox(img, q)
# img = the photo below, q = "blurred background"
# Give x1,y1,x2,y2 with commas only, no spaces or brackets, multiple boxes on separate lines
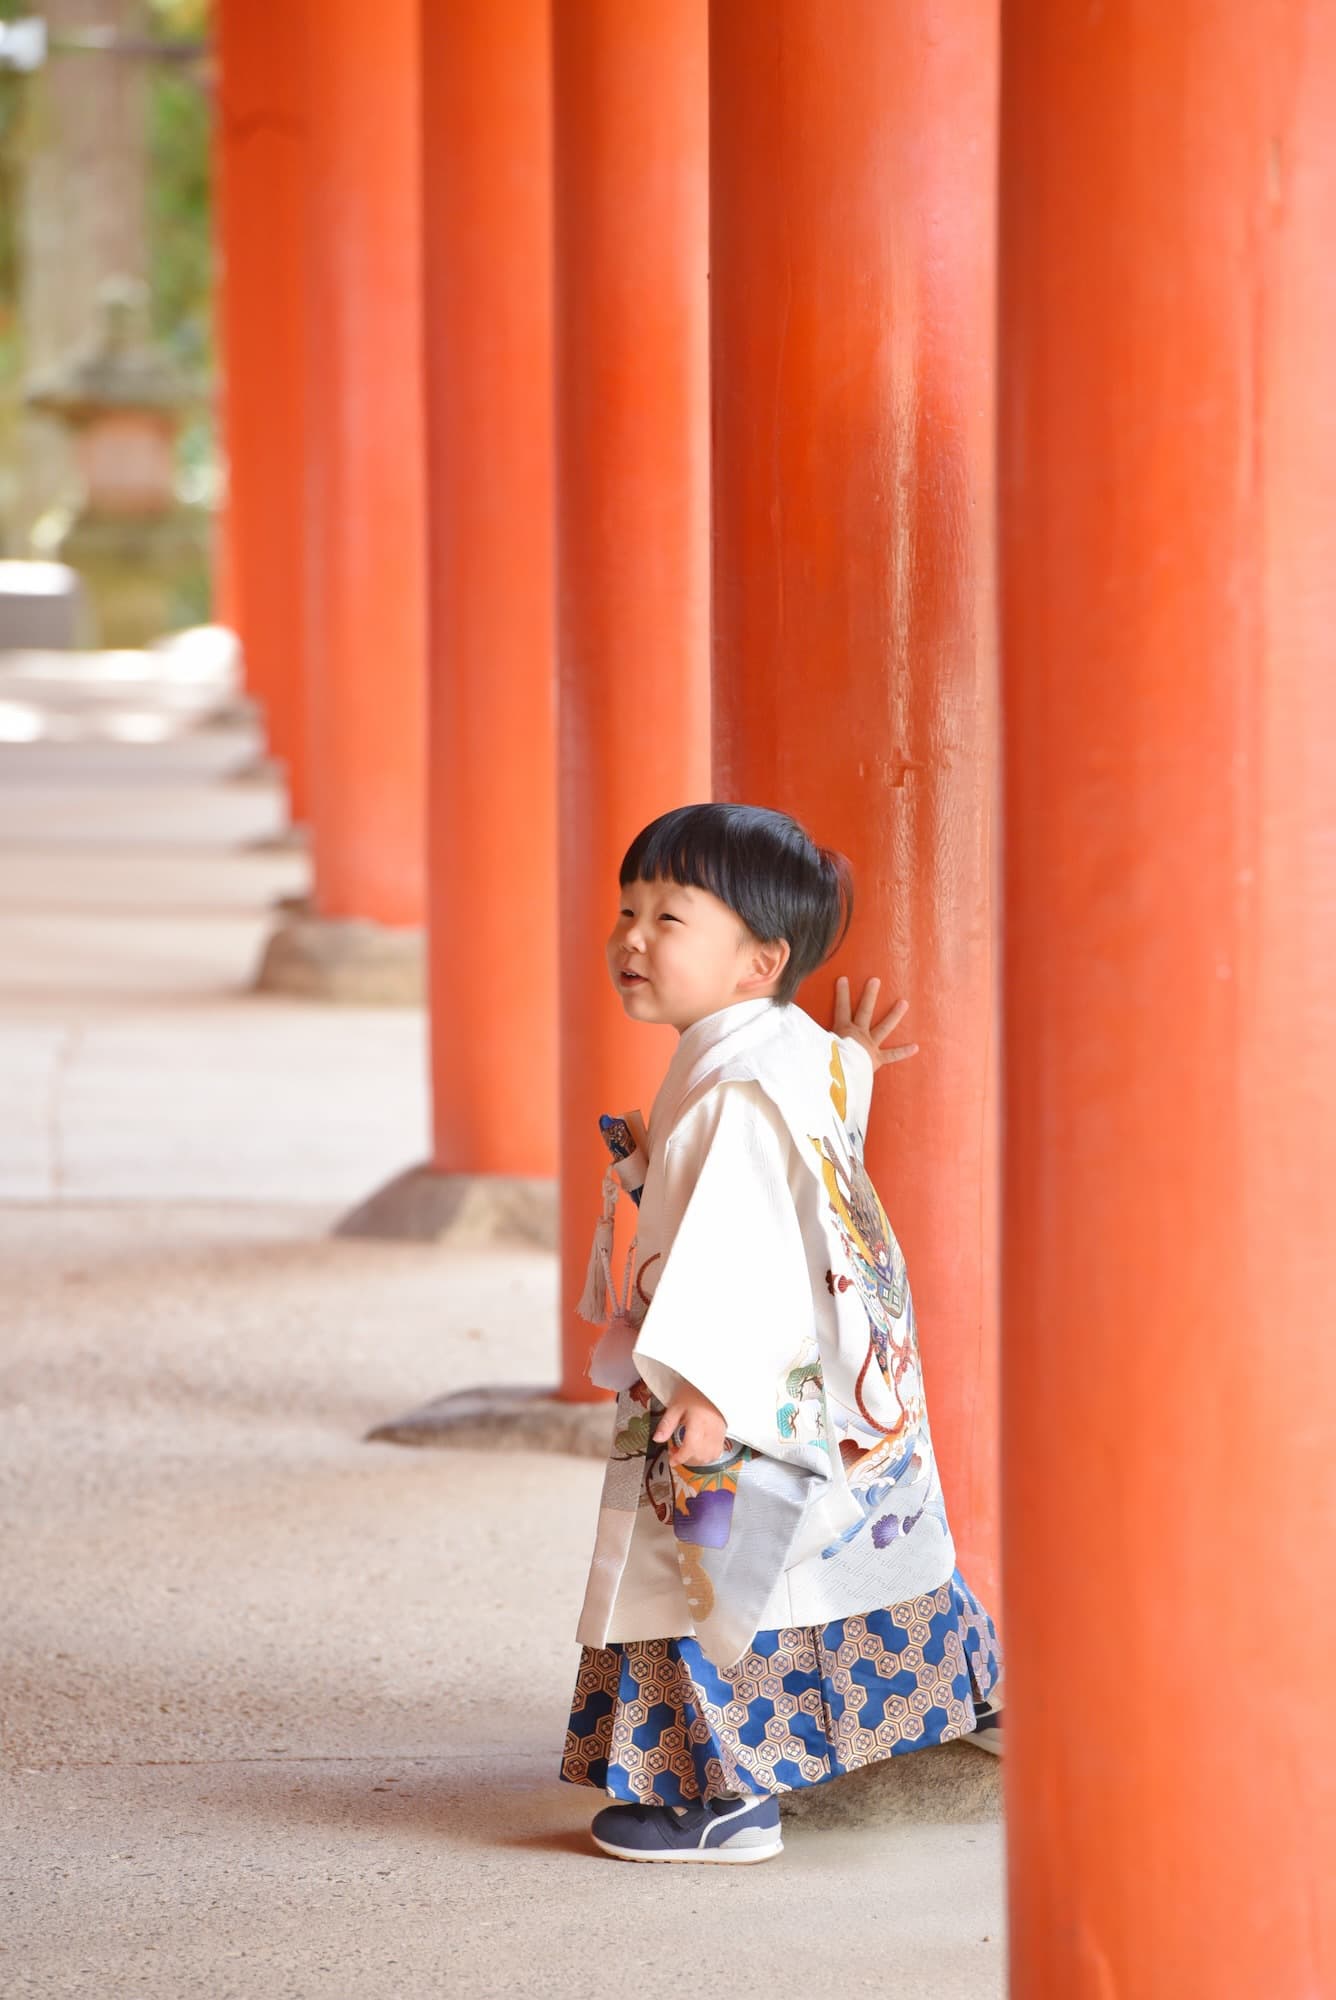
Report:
0,0,213,627
1,4,1331,1997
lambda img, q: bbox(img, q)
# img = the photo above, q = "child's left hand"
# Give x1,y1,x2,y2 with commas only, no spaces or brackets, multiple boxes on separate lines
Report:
832,976,919,1071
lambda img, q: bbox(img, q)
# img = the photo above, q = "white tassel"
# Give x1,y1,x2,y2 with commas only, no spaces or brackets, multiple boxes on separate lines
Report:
585,1237,644,1386
587,1308,641,1390
576,1167,620,1325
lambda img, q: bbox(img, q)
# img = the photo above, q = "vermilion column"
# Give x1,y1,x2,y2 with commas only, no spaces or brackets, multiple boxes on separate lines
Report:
710,1,1000,1603
420,1,557,1177
302,0,424,927
1000,7,1336,1992
215,0,309,816
553,1,710,1393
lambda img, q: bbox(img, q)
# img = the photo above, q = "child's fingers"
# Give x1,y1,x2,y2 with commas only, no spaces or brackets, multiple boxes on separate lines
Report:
671,1413,703,1461
652,1404,684,1444
876,1041,919,1066
871,996,909,1041
671,1425,724,1465
655,1406,726,1464
853,975,881,1027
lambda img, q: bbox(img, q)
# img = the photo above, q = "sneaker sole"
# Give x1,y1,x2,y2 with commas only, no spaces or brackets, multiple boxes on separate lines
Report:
967,1729,1004,1756
591,1832,784,1865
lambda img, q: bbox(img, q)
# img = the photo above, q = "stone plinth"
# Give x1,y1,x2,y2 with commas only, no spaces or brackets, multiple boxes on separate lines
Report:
365,1383,612,1458
254,910,424,1005
335,1164,557,1247
782,1738,1003,1825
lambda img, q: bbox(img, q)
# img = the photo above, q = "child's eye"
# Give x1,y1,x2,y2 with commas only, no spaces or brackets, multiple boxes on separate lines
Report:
659,914,682,924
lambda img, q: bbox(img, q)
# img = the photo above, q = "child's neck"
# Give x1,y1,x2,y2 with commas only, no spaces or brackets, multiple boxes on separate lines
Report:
675,992,776,1038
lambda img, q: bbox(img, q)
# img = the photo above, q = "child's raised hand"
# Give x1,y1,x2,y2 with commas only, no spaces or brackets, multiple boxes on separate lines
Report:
832,976,919,1071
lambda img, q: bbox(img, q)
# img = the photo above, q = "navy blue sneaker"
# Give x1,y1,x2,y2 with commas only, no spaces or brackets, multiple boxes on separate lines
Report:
970,1697,1004,1755
590,1793,783,1865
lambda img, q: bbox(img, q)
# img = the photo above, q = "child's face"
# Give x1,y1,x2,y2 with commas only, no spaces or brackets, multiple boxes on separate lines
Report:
607,877,790,1033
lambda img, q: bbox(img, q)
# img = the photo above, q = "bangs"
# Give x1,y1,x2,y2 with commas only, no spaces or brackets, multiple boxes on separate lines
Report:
619,804,751,912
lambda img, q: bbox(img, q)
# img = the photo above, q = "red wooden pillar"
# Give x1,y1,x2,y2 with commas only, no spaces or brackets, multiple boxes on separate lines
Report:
420,0,558,1176
709,0,1000,1603
214,0,309,817
1000,5,1336,1991
552,0,711,1395
302,0,425,928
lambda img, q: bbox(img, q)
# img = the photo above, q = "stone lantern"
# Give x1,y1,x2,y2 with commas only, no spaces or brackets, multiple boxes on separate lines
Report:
26,276,211,647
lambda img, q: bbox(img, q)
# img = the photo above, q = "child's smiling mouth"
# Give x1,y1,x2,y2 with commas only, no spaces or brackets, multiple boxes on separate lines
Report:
619,968,648,986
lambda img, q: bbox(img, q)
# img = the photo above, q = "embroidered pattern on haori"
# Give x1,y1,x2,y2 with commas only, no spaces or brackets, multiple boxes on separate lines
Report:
809,1041,926,1458
608,1370,660,1455
574,1002,982,1675
677,1542,715,1623
776,1345,827,1448
669,1442,754,1547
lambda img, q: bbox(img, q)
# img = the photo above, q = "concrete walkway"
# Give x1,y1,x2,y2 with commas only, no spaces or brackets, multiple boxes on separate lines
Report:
0,697,1005,1998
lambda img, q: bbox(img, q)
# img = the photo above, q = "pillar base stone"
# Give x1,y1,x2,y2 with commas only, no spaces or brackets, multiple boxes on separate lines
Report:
225,752,286,787
195,694,262,733
366,1383,612,1458
334,1166,557,1247
246,823,309,857
782,1738,1002,1824
254,910,424,1004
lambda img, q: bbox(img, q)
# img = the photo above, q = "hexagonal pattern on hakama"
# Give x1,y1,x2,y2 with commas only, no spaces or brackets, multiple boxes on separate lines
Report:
560,1566,1001,1806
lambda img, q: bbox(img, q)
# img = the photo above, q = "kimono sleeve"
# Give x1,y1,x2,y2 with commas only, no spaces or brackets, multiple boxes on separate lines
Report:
836,1032,875,1141
630,1080,818,1462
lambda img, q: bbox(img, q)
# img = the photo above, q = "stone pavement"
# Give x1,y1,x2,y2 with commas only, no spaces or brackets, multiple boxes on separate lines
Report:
0,694,1005,1999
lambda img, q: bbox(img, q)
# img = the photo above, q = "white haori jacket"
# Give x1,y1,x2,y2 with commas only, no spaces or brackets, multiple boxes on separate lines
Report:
575,996,956,1670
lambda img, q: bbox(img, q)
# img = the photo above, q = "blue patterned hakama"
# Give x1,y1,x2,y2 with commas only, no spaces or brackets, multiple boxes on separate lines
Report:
561,1567,1001,1806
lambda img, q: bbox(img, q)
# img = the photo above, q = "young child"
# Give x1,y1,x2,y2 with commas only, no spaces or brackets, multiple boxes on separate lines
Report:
561,802,1002,1864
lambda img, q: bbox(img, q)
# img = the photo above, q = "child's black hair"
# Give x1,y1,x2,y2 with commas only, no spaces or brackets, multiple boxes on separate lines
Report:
619,802,853,1007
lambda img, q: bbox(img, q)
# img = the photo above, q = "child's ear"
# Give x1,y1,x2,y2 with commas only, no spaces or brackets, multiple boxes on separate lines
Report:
746,936,791,990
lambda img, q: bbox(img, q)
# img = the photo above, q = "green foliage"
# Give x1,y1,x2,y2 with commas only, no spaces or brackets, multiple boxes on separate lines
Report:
0,0,28,388
147,0,212,369
147,64,211,367
149,0,208,32
145,3,217,537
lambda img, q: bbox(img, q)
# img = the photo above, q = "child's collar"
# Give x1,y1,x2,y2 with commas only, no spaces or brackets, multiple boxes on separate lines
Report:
650,997,781,1148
